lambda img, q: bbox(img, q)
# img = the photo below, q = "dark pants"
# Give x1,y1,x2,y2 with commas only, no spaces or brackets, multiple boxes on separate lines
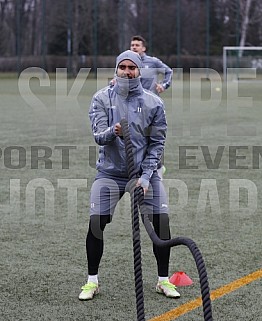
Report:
86,213,171,277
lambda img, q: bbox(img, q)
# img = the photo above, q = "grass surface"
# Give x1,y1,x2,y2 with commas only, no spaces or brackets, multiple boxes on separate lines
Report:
0,74,261,321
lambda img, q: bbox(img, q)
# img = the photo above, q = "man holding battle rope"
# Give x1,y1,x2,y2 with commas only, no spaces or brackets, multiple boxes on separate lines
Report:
79,50,180,301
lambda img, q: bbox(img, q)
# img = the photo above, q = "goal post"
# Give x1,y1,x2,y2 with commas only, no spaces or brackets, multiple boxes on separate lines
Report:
223,46,262,81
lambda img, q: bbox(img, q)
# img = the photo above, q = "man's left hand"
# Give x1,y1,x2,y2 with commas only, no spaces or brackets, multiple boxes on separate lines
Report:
155,83,165,94
136,177,149,194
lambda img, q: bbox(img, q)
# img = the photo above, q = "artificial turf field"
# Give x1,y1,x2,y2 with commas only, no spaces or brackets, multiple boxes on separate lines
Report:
0,71,261,321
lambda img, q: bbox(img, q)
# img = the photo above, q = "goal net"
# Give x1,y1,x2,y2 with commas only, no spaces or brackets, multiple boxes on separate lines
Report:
223,46,262,81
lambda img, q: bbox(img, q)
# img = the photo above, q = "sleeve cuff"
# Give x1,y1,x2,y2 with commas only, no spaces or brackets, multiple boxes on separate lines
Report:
139,174,150,189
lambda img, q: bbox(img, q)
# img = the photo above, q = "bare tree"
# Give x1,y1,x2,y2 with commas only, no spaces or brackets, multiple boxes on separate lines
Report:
239,0,253,49
219,0,262,49
0,0,14,55
72,0,79,76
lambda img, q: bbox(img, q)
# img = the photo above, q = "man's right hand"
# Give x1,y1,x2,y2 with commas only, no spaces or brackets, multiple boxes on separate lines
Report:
109,78,116,87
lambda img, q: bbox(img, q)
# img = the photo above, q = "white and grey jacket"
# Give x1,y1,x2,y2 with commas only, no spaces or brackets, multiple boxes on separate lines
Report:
89,77,167,184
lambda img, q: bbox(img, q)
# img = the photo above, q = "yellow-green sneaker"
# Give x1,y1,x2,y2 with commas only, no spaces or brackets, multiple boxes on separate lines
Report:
156,280,180,298
79,282,99,300
157,165,166,180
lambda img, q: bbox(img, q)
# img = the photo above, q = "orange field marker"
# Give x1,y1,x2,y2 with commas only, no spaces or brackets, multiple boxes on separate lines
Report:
149,269,262,321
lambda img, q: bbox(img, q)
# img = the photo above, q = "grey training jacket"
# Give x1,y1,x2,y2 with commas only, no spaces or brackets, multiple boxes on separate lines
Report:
140,53,173,94
89,80,167,181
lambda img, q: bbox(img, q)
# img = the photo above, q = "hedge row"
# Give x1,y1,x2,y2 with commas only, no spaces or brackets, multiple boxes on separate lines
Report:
0,55,224,73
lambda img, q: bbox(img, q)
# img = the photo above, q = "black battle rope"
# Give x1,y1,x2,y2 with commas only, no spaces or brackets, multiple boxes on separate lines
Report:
121,123,146,320
120,119,213,321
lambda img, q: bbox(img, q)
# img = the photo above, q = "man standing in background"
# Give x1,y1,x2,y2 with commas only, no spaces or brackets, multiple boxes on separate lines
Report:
130,35,172,177
130,35,173,95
